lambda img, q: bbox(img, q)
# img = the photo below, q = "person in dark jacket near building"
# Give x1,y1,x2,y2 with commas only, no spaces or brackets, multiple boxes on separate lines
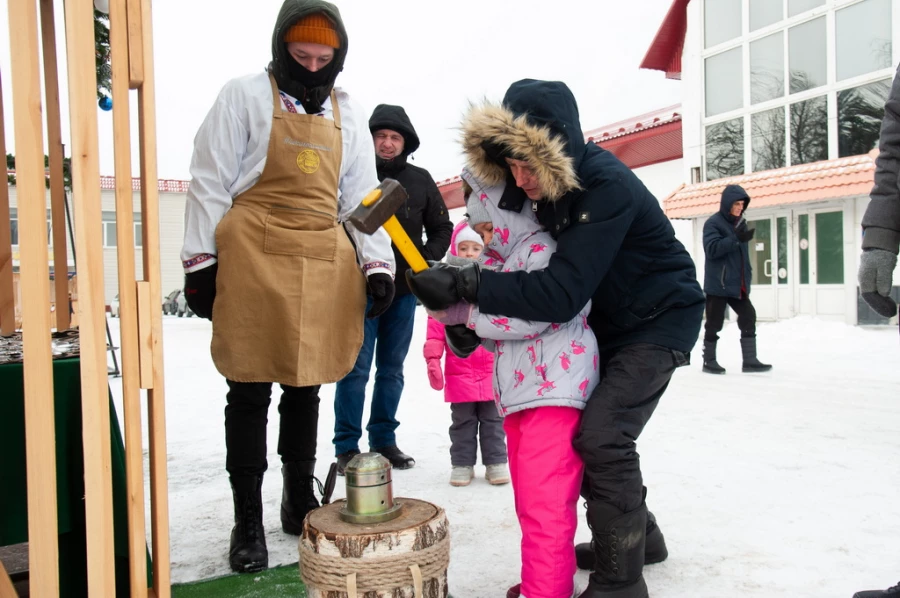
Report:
701,184,772,374
852,62,900,598
333,104,453,473
406,79,705,598
858,62,900,321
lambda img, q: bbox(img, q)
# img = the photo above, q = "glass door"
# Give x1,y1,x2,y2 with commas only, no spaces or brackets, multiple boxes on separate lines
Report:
747,218,775,320
747,214,793,320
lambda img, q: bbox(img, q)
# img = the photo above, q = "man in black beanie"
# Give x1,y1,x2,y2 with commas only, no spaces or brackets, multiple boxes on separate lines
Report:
333,104,453,474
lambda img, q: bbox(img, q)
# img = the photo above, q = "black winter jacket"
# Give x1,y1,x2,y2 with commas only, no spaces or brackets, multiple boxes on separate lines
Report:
862,62,900,253
461,79,705,353
369,104,453,296
702,185,752,298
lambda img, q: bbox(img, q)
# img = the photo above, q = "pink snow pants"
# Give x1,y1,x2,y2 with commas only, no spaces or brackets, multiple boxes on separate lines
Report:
505,406,584,598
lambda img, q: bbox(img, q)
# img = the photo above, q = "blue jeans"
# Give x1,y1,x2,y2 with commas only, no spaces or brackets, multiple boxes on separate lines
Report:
333,293,417,455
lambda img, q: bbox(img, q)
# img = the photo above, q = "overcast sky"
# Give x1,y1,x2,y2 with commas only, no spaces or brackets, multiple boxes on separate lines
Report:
1,0,681,183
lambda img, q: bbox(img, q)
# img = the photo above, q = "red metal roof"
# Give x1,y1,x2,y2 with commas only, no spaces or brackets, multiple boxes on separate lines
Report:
585,105,683,169
663,150,878,219
437,177,465,210
7,170,190,193
640,0,690,79
438,105,685,207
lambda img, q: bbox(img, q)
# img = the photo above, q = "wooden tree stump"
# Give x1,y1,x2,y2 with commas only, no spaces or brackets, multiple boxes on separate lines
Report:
300,498,450,598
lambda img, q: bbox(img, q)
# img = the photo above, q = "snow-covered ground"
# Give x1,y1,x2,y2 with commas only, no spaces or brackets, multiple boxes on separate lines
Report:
107,311,900,598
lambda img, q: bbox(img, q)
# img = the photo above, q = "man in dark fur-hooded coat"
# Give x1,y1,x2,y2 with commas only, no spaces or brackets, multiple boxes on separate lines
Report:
407,79,705,598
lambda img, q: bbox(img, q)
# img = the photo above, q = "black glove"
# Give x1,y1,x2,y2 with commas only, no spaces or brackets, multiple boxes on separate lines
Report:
736,227,755,243
445,324,481,359
183,263,218,320
405,262,481,311
366,273,395,319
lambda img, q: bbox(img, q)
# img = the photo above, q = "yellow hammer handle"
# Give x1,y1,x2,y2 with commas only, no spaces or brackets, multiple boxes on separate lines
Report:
383,215,429,273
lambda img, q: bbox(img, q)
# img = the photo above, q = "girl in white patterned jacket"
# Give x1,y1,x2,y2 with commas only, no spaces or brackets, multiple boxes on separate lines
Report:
428,168,600,598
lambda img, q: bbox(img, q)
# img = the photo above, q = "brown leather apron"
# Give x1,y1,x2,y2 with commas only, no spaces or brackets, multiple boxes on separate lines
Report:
211,74,366,386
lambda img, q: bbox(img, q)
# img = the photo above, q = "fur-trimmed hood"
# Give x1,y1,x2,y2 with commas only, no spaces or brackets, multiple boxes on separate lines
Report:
460,79,583,202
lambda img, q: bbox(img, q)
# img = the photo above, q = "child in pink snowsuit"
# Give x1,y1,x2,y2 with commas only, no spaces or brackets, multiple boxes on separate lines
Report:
424,221,509,487
428,169,600,598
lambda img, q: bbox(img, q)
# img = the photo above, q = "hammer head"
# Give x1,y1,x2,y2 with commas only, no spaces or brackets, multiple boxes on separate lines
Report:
348,178,409,234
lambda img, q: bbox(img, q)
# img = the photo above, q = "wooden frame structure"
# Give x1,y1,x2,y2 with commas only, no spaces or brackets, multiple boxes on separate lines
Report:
1,0,171,595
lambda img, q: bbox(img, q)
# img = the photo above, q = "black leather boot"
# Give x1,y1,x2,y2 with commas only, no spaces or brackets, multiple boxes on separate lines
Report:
702,340,726,374
740,337,772,372
281,460,320,535
578,501,649,598
576,509,668,570
853,582,900,597
229,475,268,573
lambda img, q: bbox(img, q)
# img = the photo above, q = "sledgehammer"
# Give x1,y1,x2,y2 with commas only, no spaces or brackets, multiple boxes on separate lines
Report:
348,178,429,273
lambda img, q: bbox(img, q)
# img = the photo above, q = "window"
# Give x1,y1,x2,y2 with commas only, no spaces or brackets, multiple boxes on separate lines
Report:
706,117,745,180
751,0,783,31
102,212,117,248
835,0,892,82
691,166,702,184
752,107,786,171
788,0,824,18
815,211,843,284
751,32,785,104
790,95,828,165
704,0,742,48
789,17,826,93
706,47,743,116
102,211,143,248
8,208,51,246
838,78,892,157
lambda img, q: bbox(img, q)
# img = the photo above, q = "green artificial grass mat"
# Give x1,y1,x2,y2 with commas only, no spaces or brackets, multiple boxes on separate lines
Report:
171,564,306,598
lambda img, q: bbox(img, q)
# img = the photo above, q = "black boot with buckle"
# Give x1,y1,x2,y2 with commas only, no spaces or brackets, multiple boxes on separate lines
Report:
576,508,667,571
229,474,268,573
280,460,322,535
577,500,649,598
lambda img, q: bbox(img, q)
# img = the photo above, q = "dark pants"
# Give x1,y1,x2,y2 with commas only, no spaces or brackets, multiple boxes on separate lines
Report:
224,380,320,477
704,294,757,341
573,343,687,513
333,293,418,455
449,402,507,467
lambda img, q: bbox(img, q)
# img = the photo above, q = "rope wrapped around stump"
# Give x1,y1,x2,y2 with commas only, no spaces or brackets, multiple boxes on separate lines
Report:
299,535,450,596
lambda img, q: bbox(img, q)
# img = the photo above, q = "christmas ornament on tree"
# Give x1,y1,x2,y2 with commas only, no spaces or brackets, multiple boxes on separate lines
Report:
94,0,109,14
99,96,112,111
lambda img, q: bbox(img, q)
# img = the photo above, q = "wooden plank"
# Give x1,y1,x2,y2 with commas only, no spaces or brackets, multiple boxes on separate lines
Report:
137,0,170,593
125,0,143,88
135,281,153,389
7,0,60,595
40,0,71,331
108,0,149,594
0,560,17,598
0,72,15,336
62,0,117,594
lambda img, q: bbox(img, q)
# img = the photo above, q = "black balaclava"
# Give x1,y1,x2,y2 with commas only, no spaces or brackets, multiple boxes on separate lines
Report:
268,0,349,114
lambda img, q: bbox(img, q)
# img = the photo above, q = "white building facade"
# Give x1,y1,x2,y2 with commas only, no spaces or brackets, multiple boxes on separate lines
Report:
6,176,188,308
653,0,898,324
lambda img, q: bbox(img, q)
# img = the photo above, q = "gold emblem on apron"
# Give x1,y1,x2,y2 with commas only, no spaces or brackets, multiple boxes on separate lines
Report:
210,75,367,386
296,149,320,174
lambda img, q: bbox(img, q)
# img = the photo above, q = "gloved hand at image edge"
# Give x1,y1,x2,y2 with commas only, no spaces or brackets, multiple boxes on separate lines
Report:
859,248,898,317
